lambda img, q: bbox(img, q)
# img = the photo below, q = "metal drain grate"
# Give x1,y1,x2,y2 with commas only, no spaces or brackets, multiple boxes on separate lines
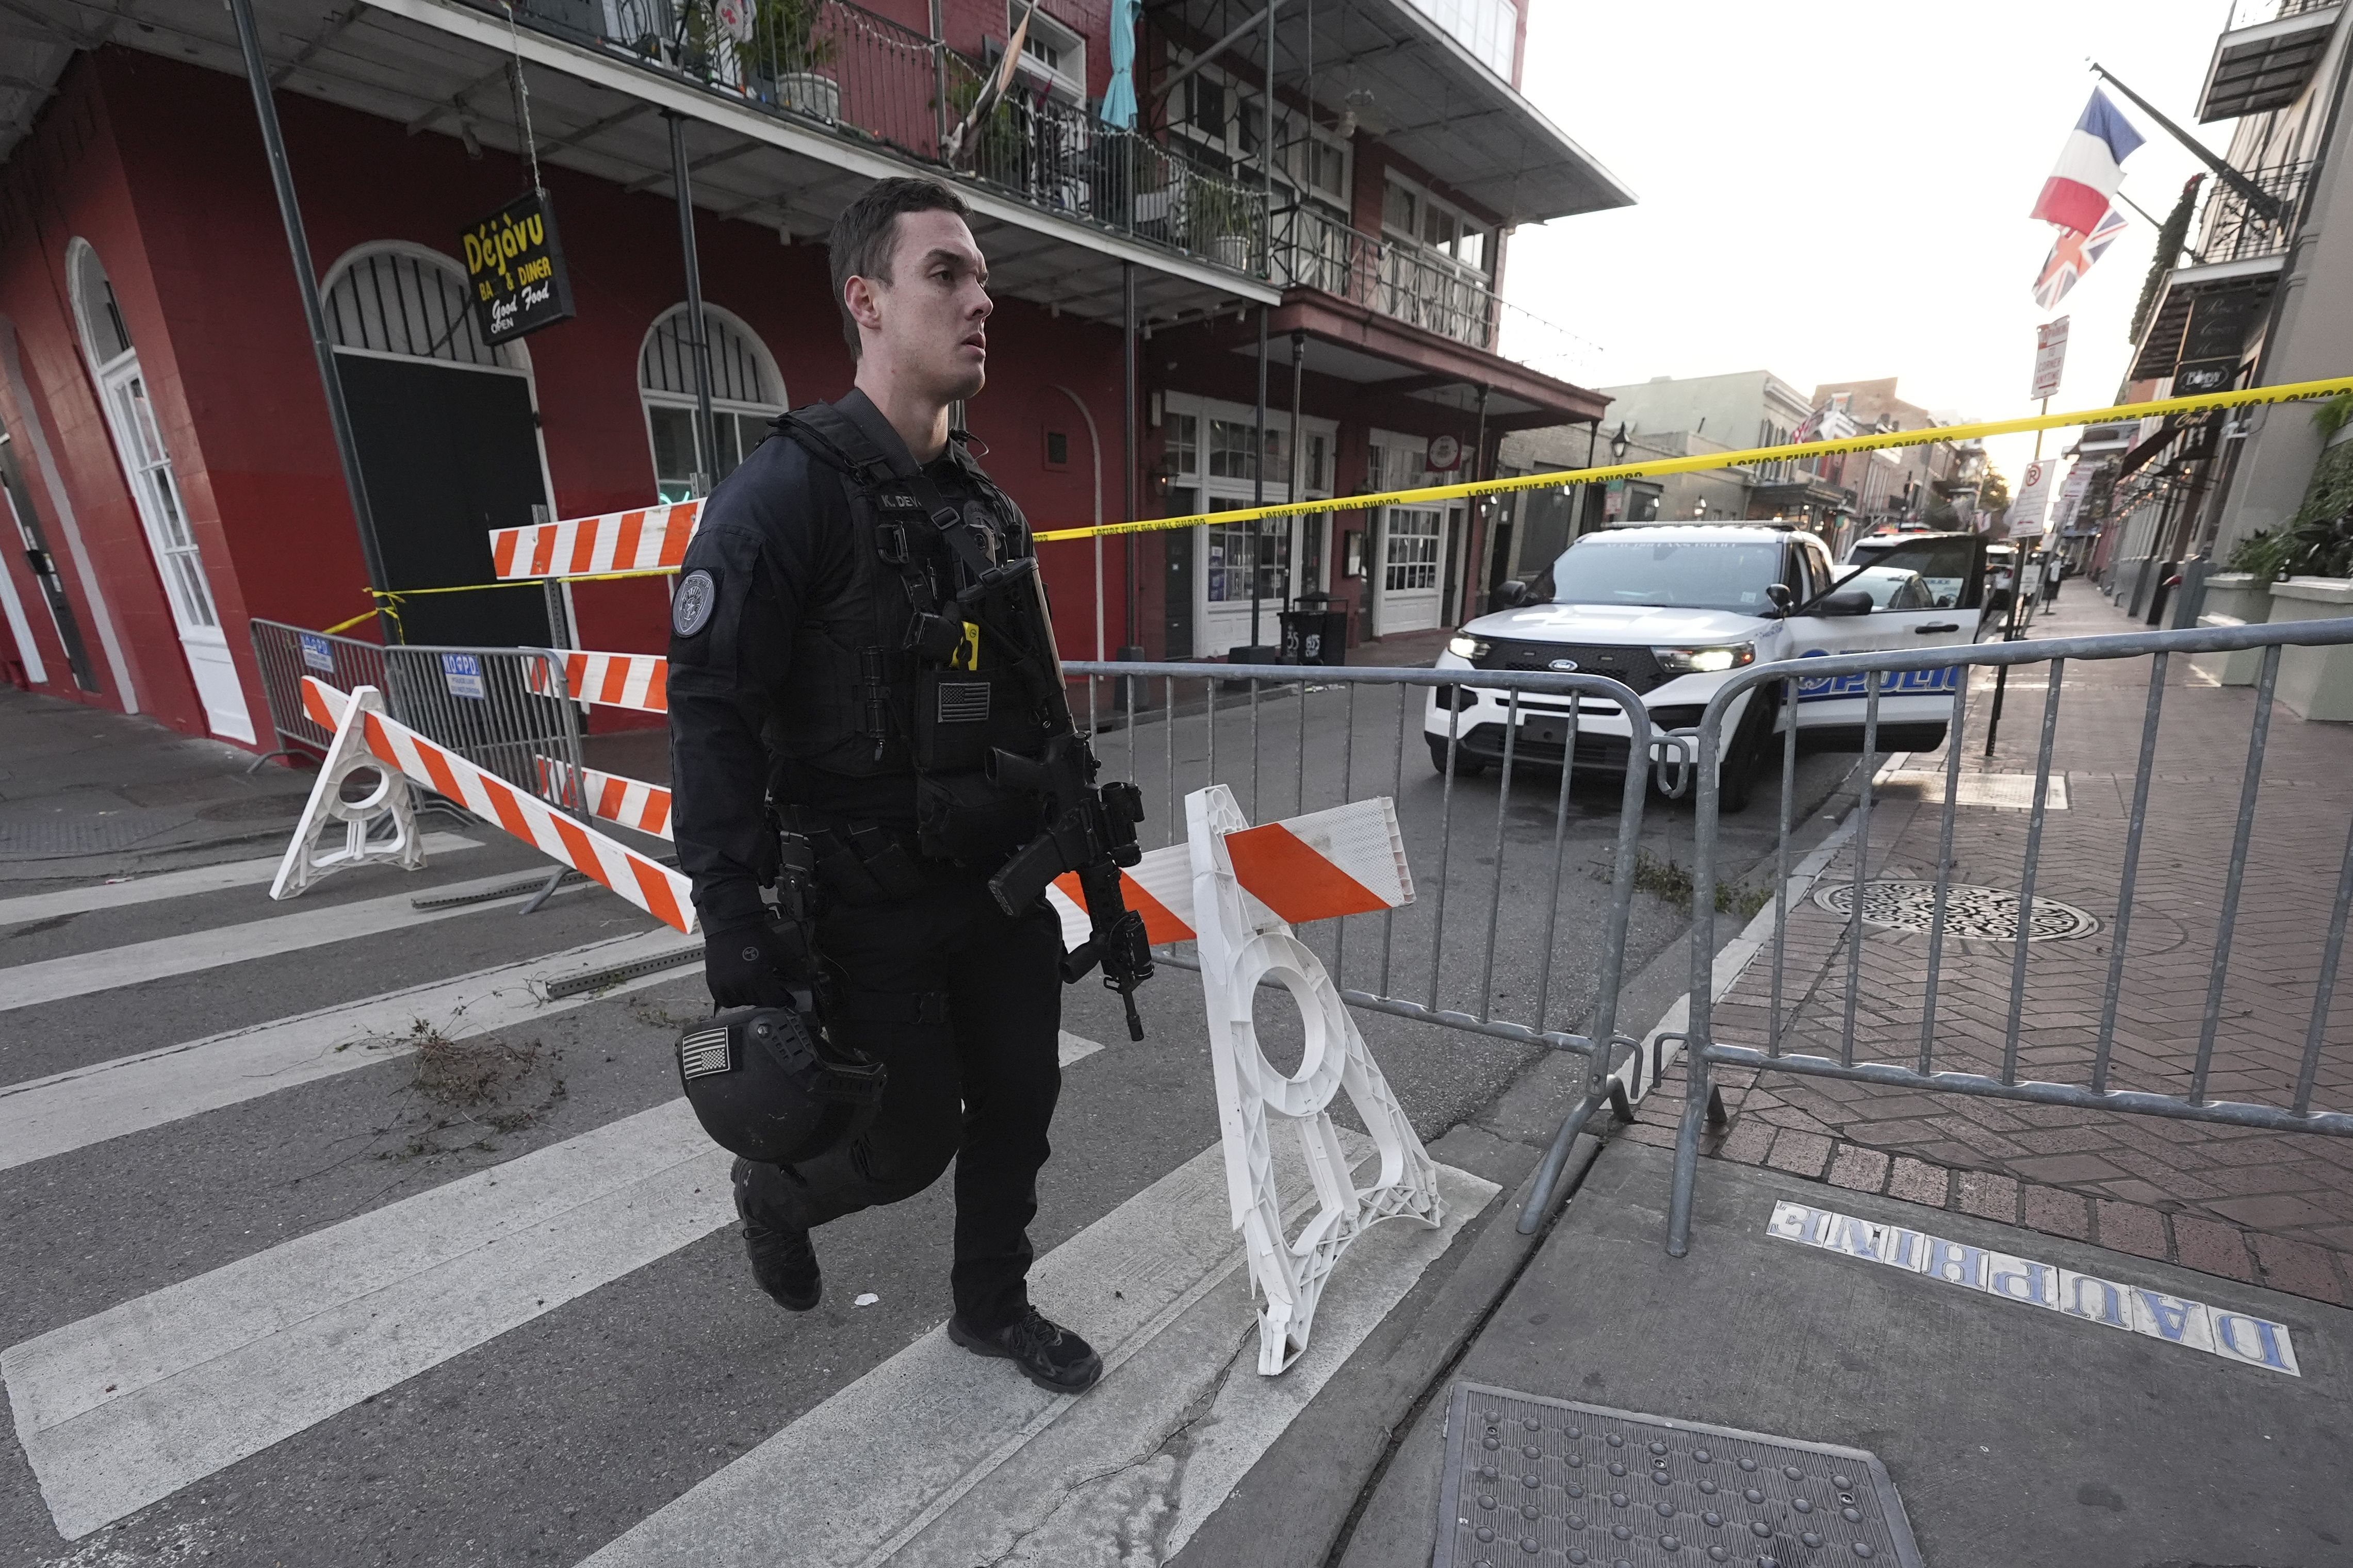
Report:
1811,880,2101,942
1432,1383,1922,1567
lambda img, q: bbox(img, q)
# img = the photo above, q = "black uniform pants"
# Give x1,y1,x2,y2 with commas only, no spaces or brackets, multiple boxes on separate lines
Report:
738,862,1064,1334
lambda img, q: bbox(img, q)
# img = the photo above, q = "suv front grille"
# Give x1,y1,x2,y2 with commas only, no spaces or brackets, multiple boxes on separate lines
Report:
1474,640,1667,696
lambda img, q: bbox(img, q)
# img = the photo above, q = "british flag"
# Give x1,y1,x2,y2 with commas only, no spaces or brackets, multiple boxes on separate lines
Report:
2032,206,2127,310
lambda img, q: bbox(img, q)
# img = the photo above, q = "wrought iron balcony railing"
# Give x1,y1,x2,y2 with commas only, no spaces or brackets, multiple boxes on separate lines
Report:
2197,158,2312,262
496,0,1266,277
1267,205,1602,385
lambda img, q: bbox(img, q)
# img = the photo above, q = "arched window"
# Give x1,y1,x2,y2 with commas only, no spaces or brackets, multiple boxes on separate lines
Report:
640,305,786,502
322,243,520,368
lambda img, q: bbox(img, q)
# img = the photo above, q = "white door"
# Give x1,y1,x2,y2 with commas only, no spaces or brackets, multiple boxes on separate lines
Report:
96,357,252,741
1377,505,1445,634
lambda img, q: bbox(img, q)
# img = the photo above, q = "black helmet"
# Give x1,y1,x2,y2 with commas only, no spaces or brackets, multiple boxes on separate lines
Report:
676,1006,887,1164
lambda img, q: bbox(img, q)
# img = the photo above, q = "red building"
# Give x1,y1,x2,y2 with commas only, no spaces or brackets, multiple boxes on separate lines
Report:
0,0,1626,748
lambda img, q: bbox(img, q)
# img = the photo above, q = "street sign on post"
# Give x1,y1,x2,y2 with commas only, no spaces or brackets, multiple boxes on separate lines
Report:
2007,459,2053,539
2031,317,2070,401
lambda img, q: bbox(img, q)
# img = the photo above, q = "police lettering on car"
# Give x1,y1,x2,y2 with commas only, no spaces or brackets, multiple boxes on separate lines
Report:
666,178,1149,1395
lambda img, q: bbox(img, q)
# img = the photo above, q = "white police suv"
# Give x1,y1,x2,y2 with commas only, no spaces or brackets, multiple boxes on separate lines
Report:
1428,523,1987,810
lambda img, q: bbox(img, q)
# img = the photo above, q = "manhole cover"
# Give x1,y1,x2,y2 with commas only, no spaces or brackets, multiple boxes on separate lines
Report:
1811,880,2101,941
1432,1383,1922,1567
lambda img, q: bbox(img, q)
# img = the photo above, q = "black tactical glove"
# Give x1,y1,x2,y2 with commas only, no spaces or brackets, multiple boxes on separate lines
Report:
703,920,802,1008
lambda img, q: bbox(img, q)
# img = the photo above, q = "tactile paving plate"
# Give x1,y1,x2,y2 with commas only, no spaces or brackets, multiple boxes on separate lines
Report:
1432,1383,1923,1568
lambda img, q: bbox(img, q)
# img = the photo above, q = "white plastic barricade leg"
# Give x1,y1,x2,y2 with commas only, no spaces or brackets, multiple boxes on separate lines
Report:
286,678,698,934
535,756,675,840
269,685,426,899
1183,785,1441,1376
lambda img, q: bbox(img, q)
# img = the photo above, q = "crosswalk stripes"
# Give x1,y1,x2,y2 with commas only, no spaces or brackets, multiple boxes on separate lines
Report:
2,829,1499,1563
4,1034,1109,1542
0,833,481,925
576,1144,1490,1568
0,928,700,1172
0,867,609,1012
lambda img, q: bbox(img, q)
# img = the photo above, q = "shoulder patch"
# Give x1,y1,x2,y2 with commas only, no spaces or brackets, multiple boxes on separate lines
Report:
673,569,717,636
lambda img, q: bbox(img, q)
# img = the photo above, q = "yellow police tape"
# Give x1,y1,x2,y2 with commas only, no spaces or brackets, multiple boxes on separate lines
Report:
317,566,684,636
1030,375,2353,543
308,374,2353,634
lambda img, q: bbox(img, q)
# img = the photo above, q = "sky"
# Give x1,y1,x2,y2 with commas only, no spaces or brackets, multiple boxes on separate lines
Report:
1503,0,2246,489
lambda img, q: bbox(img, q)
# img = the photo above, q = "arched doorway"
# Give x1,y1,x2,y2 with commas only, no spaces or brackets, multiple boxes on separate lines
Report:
323,242,554,647
638,305,786,502
68,240,253,738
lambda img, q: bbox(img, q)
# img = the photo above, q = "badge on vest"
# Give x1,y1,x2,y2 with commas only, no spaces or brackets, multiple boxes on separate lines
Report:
674,569,717,636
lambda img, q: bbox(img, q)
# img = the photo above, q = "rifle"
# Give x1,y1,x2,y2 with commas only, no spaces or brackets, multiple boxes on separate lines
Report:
915,483,1155,1041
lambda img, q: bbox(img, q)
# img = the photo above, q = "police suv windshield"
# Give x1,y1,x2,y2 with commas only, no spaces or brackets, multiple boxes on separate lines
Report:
1549,535,1783,613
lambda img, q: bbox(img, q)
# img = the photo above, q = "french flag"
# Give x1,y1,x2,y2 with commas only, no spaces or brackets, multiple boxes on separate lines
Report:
2031,90,2146,235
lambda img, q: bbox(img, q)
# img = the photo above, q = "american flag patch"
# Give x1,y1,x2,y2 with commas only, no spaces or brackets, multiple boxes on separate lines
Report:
679,1026,733,1080
937,681,991,723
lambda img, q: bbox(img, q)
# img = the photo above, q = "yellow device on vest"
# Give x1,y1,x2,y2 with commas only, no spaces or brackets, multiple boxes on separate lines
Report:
950,621,983,670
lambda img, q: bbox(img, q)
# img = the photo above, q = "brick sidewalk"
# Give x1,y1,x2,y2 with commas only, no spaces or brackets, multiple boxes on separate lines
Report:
1629,586,2353,1306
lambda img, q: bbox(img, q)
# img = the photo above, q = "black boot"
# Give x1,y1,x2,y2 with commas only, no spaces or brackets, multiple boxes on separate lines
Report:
731,1158,820,1312
948,1305,1102,1393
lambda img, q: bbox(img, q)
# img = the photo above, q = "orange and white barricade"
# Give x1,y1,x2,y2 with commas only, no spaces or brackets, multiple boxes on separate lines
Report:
489,499,703,580
1072,788,1440,1375
1040,795,1413,951
530,651,669,713
535,756,675,840
275,678,697,934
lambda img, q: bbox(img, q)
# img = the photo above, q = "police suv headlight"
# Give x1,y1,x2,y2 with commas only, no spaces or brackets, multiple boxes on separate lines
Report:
1651,643,1756,674
1447,634,1489,661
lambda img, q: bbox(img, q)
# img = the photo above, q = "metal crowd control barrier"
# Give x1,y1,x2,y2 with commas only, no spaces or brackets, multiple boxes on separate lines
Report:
251,620,594,914
1663,615,2353,1258
1063,659,1660,1232
252,618,589,799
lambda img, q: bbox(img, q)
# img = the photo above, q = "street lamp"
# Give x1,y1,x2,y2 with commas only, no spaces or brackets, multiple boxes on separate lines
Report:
1608,421,1629,464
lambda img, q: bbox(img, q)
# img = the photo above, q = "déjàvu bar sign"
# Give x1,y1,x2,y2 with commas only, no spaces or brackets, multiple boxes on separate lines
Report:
462,189,575,346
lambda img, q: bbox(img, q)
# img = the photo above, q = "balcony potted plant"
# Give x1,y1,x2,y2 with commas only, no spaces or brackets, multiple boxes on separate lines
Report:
714,0,838,119
1189,177,1257,273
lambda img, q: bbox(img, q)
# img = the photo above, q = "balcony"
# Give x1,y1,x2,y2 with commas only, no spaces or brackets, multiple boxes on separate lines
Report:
2196,158,2313,261
18,0,1283,326
2129,161,2310,382
1151,0,1632,228
1268,205,1599,387
508,0,1269,284
2198,1,2344,121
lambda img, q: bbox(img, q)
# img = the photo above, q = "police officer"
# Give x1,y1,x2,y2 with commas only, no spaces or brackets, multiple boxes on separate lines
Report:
668,177,1099,1394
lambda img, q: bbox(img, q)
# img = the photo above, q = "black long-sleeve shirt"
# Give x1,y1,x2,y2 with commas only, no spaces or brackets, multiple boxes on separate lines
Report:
667,391,974,935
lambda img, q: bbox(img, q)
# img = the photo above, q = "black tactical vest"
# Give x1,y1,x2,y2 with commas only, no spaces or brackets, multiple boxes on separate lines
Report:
769,403,1058,860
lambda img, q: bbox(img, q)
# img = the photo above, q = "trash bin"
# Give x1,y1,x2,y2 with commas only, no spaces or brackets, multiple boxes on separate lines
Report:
1280,596,1349,666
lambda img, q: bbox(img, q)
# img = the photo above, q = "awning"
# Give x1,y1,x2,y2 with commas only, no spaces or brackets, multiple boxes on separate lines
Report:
2129,254,2282,382
2197,2,2344,121
1176,292,1606,430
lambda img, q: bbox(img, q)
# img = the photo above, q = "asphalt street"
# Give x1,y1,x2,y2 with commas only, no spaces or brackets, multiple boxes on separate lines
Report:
0,676,1866,1567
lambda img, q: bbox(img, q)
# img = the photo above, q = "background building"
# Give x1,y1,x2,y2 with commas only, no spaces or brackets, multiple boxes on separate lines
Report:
2090,0,2350,622
0,0,1633,747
